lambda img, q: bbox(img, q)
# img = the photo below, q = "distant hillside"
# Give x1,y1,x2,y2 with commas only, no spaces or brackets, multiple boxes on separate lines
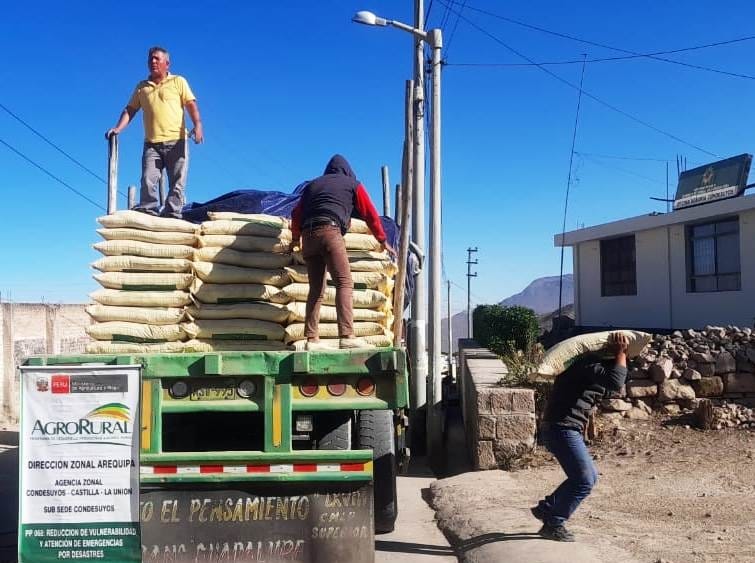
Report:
499,274,573,315
442,274,574,352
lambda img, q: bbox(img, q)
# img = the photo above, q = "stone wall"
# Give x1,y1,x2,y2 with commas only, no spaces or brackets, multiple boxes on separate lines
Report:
0,302,89,426
458,340,536,470
601,326,755,424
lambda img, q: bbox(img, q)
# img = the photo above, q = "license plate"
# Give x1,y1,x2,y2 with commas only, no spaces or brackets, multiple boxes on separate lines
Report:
190,386,235,401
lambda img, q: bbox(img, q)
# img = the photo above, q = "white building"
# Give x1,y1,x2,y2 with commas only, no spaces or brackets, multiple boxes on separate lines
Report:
555,193,755,330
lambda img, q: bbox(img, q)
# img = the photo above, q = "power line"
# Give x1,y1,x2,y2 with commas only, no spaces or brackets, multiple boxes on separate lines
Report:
0,136,105,211
438,0,720,158
444,0,468,58
0,101,109,183
443,0,755,80
575,151,670,162
577,152,667,188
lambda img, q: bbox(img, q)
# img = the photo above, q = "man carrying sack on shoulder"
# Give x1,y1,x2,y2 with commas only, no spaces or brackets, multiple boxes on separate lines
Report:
532,332,629,542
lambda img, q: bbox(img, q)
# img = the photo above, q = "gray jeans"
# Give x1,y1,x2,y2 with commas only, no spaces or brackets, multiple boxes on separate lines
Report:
135,140,189,218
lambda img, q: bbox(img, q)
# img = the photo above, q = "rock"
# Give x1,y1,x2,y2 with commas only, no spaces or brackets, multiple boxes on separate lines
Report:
715,351,736,374
723,373,755,393
659,380,696,402
650,358,674,383
670,368,682,379
602,398,632,412
628,369,649,380
635,399,653,414
601,412,625,421
627,380,658,398
746,346,755,365
672,331,683,339
685,329,697,339
625,407,650,420
661,404,681,415
693,376,724,398
735,351,754,373
692,351,714,364
683,368,702,381
698,363,716,377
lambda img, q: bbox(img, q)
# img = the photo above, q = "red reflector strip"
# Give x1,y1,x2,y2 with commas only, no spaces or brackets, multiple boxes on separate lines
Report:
293,464,317,472
246,465,271,473
154,466,177,474
340,463,365,472
200,465,223,474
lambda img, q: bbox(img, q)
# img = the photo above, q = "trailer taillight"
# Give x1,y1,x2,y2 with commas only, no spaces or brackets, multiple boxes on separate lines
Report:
326,379,347,397
356,377,376,396
236,379,257,398
299,377,319,398
169,380,190,399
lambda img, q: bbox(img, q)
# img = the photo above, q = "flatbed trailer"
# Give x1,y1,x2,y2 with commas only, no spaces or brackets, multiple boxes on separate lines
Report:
20,348,409,563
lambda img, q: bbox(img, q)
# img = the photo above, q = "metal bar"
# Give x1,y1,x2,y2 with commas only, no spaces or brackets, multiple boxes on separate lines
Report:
141,450,374,463
381,165,391,216
107,134,118,214
140,472,373,484
127,185,136,209
394,183,402,222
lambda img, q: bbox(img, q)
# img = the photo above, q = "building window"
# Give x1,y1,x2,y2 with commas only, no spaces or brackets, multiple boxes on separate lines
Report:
600,235,636,296
687,218,740,292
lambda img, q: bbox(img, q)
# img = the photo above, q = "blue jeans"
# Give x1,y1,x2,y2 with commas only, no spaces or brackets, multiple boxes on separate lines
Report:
538,426,598,527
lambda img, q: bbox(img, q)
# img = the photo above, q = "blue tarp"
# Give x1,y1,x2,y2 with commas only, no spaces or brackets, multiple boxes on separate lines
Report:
183,188,414,310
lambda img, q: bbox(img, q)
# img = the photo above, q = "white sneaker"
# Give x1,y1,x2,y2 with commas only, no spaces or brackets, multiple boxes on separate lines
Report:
305,340,330,351
339,337,375,349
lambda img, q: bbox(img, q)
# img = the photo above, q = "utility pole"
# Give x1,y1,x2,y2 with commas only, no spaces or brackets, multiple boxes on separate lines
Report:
410,0,428,453
447,280,453,374
381,165,391,216
394,183,402,223
426,27,444,469
466,247,478,338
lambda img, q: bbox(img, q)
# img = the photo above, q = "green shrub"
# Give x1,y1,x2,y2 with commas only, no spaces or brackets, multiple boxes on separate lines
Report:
473,304,539,356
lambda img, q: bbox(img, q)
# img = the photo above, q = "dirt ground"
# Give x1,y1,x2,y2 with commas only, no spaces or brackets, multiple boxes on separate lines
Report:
511,415,755,563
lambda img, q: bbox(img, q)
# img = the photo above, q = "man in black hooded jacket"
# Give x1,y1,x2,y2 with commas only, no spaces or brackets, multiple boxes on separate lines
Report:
532,332,629,541
290,155,395,350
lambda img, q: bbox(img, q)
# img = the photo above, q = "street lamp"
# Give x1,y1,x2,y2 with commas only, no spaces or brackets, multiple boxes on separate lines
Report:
353,10,444,465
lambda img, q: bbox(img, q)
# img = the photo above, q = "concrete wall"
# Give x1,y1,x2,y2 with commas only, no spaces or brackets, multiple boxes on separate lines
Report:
0,303,89,426
576,208,755,330
458,340,536,470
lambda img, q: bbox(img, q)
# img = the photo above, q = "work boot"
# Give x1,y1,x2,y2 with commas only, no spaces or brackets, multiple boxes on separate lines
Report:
538,524,575,542
530,505,548,523
339,337,375,349
305,340,330,351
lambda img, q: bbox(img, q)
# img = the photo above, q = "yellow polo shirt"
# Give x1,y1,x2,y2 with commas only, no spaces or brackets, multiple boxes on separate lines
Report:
126,74,196,143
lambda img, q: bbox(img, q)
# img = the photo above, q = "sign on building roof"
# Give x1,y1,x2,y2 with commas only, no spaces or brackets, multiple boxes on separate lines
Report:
674,154,751,210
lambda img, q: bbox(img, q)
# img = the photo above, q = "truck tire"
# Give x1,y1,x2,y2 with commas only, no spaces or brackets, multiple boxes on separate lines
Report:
357,410,398,533
315,412,352,450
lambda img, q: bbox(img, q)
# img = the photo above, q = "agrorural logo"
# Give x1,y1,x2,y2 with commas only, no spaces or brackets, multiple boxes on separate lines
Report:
31,403,131,437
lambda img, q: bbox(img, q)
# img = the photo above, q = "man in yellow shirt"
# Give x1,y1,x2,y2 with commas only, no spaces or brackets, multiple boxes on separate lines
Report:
106,46,203,219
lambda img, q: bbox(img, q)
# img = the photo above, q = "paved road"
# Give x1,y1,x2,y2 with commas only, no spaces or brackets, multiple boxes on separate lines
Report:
375,469,457,563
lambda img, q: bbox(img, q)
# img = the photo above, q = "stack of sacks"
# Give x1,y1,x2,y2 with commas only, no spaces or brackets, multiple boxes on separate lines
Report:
185,212,292,351
86,210,197,353
285,219,396,350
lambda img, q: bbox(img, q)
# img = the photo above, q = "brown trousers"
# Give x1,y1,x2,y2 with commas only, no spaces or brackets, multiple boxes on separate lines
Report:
302,225,353,339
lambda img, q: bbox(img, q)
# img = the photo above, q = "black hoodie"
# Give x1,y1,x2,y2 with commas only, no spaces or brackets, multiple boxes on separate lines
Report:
291,155,385,242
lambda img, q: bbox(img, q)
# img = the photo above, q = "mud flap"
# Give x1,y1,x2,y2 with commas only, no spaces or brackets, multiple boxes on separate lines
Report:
140,482,374,563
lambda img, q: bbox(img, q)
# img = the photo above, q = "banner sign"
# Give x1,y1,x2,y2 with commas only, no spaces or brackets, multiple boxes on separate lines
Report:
18,365,141,563
674,154,752,210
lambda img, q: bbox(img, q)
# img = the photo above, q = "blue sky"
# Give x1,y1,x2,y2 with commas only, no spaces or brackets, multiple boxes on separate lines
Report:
2,1,755,313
